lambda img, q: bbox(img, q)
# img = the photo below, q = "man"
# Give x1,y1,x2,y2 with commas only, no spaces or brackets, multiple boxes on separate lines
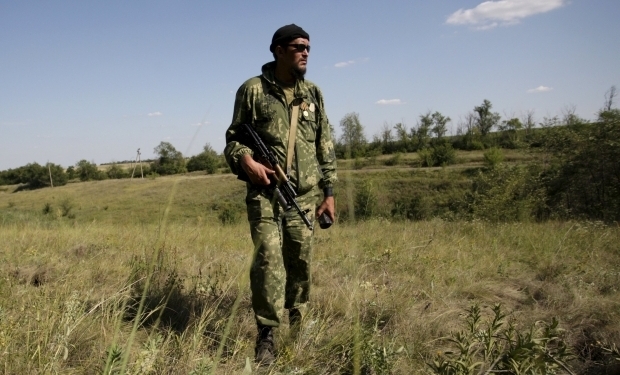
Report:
224,24,337,365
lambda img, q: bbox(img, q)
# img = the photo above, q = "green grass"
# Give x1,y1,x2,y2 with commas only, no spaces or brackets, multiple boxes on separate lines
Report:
336,149,540,170
0,171,619,374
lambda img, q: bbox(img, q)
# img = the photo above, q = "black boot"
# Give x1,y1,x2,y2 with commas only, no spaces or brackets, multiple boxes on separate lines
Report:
255,325,276,365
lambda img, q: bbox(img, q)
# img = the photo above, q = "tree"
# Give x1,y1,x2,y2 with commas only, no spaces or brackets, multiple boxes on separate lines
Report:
380,123,393,151
603,85,617,112
431,111,451,139
151,142,186,175
338,112,367,158
187,143,220,174
76,160,103,181
520,109,536,136
106,164,128,179
415,112,433,149
66,166,77,180
393,122,410,151
498,118,523,147
474,99,501,137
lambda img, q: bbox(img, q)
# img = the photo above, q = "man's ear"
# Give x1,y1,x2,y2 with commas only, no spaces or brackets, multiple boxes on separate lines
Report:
275,45,284,59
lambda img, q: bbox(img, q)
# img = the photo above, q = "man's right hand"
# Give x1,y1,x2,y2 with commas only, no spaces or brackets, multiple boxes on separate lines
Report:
240,154,275,186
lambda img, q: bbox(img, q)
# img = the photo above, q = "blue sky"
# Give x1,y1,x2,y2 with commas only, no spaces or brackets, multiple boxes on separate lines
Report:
1,0,618,170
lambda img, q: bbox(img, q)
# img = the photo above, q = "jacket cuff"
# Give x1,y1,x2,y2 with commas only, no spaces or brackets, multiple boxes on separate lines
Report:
234,147,253,172
323,186,334,197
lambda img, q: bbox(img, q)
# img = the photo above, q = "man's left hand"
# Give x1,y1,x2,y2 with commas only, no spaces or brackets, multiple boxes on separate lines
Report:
316,196,335,222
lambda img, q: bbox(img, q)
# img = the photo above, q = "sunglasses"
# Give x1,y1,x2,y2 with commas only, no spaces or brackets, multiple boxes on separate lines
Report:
286,44,311,53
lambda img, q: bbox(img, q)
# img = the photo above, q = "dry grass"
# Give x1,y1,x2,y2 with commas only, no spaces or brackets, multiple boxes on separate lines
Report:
1,173,619,374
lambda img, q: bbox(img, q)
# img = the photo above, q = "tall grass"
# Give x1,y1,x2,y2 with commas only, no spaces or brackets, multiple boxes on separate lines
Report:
1,212,619,373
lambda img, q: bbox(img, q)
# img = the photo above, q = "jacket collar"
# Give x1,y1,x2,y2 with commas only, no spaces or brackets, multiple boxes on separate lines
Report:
261,61,306,99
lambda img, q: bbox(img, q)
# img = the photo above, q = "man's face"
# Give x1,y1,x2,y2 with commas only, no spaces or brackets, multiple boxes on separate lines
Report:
276,37,310,79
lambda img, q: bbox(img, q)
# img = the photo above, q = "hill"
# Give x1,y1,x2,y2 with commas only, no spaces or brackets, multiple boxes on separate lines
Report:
1,168,619,374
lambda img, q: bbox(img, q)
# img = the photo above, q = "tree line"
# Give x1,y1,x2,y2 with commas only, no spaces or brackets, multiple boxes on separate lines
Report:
2,87,618,223
335,98,548,166
0,142,226,189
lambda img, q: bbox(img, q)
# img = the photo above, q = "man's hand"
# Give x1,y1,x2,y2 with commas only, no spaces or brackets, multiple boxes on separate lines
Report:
316,196,335,222
240,154,275,186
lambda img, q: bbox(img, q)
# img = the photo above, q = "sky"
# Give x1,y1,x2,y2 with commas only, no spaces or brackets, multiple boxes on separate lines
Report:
1,0,619,170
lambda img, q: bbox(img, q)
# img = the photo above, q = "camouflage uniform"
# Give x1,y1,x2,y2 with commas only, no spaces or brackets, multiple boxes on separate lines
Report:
224,61,337,327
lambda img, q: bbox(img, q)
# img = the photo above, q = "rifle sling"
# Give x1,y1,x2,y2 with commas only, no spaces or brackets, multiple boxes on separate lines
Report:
286,104,300,175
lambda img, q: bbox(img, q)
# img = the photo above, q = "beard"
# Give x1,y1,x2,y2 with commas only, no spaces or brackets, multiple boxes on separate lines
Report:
290,65,306,80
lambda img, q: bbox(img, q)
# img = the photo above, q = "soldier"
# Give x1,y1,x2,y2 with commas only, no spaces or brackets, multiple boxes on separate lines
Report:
224,24,337,365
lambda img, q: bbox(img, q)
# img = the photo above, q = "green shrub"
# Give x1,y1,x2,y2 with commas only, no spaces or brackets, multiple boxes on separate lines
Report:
218,207,240,225
483,147,504,168
60,198,74,218
354,180,377,220
431,143,456,166
418,148,434,167
106,164,129,179
470,140,485,150
428,304,573,375
468,164,546,222
391,193,433,221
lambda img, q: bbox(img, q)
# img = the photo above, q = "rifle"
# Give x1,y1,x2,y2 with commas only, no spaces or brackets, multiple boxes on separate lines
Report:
237,123,332,230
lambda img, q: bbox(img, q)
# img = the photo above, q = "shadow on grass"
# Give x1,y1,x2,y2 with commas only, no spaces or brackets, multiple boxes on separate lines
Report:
124,266,241,335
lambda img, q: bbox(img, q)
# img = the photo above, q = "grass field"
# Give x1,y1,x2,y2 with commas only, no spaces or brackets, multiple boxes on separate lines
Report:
1,168,619,374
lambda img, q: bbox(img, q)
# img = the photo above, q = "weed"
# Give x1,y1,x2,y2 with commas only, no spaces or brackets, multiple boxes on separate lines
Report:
484,147,505,168
384,152,403,166
60,198,73,217
427,304,574,375
355,180,377,220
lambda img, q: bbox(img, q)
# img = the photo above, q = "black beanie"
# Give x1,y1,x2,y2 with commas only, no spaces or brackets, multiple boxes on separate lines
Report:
269,24,310,52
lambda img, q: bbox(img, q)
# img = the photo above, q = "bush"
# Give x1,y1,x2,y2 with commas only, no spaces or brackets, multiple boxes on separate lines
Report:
483,147,504,168
0,163,67,189
354,180,377,220
391,193,433,221
384,152,402,166
542,110,620,221
76,160,104,181
106,164,129,179
418,148,434,167
427,304,572,375
468,164,546,222
187,151,219,174
431,143,456,166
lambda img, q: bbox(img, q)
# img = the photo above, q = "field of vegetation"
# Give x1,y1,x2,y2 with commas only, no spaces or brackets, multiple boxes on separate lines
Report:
1,161,620,374
1,103,619,374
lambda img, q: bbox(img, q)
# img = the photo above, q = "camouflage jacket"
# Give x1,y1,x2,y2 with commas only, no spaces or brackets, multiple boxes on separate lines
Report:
224,62,337,195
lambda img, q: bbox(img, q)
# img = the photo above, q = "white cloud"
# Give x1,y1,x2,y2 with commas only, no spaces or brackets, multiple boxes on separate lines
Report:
191,121,210,127
446,0,566,29
376,99,404,105
335,60,355,68
527,85,553,93
148,111,163,117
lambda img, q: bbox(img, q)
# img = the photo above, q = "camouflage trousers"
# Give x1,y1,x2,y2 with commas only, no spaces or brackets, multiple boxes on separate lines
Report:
245,185,320,327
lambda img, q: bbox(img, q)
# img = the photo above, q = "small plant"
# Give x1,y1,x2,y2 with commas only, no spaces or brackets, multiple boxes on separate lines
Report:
431,143,456,166
484,147,504,168
218,207,240,225
354,180,378,220
419,148,434,167
427,304,574,375
60,198,73,217
102,345,124,375
42,202,52,214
